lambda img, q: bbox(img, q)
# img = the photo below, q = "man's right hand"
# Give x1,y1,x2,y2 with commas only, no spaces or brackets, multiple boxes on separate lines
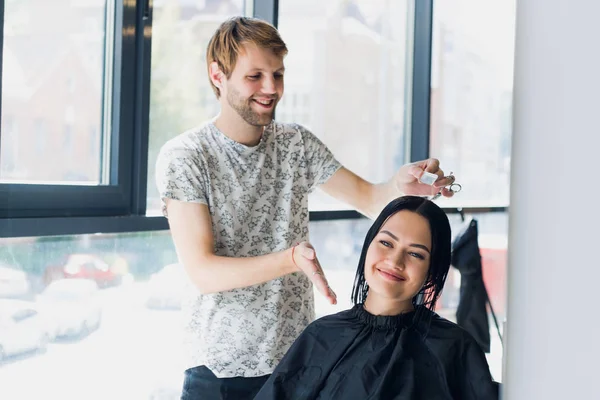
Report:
292,242,337,305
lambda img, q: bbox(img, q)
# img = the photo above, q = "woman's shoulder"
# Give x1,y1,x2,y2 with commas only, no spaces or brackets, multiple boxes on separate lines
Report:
422,310,481,347
298,307,363,337
309,307,358,327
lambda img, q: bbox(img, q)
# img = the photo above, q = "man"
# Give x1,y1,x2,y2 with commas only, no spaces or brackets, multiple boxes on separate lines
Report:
156,16,456,399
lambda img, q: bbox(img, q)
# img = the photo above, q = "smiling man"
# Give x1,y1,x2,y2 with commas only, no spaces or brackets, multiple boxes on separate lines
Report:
155,16,456,399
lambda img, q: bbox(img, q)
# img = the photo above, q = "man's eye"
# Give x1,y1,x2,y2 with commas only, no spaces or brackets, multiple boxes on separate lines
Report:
248,75,260,80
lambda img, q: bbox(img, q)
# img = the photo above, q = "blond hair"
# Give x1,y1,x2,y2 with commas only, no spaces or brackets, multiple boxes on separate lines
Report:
206,17,288,98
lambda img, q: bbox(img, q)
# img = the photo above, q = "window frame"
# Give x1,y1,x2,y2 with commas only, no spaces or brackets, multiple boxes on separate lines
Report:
0,0,145,219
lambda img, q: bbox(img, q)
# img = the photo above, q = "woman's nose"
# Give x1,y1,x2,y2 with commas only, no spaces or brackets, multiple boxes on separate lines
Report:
384,256,405,270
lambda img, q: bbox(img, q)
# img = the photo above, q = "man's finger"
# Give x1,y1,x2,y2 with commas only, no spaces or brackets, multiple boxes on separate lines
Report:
441,187,455,198
408,165,425,180
309,269,336,304
318,280,337,305
300,246,315,260
313,274,330,294
433,175,454,188
424,158,440,172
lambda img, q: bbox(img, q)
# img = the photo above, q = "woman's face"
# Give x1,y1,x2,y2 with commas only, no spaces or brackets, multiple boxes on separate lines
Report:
364,210,432,307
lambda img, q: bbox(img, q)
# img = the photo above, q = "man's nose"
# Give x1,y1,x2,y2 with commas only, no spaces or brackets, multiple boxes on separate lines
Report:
261,76,277,94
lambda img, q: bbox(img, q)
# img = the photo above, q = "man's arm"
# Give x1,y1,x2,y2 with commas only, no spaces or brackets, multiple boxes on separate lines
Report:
320,159,456,220
318,167,393,220
166,199,336,303
167,199,296,294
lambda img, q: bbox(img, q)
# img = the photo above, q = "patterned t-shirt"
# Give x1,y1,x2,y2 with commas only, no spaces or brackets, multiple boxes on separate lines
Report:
155,119,341,378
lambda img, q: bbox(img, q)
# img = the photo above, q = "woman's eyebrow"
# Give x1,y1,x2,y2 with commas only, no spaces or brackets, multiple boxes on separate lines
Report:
380,230,431,254
410,244,431,254
380,230,398,240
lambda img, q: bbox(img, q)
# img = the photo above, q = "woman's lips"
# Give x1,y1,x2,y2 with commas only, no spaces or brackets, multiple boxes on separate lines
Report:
377,268,406,282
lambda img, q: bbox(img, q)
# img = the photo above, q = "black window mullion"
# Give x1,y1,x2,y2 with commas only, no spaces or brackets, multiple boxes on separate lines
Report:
0,0,5,166
410,0,433,162
113,0,137,209
253,0,279,27
129,0,153,215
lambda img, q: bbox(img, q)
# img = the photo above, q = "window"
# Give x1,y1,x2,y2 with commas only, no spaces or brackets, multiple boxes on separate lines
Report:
64,124,73,156
0,0,144,220
0,230,182,399
1,116,18,173
443,212,507,382
0,216,505,397
34,119,46,155
67,76,76,94
278,0,413,211
424,0,515,383
429,0,516,207
89,126,99,157
146,0,247,215
0,0,511,395
1,1,108,185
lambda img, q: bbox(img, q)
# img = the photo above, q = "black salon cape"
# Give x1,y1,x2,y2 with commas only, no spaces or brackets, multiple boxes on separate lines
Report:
254,305,497,400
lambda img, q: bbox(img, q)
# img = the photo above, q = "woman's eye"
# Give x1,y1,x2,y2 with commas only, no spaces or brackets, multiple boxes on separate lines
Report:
248,75,260,80
409,252,425,260
379,240,392,248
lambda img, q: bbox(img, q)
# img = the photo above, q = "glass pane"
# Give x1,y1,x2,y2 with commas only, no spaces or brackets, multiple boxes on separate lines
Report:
1,0,112,185
0,231,183,399
146,0,247,215
274,0,411,211
429,0,516,207
309,213,507,383
439,212,507,382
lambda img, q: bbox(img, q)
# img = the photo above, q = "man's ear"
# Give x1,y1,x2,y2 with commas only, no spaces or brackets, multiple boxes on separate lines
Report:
209,61,224,89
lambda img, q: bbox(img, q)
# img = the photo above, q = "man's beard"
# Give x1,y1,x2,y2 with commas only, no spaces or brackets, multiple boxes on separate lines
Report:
227,87,276,127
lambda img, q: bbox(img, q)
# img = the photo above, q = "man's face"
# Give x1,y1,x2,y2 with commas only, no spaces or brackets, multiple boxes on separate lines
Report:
221,43,285,127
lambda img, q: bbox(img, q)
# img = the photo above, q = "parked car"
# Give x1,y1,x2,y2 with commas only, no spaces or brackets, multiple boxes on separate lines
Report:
146,264,187,310
0,299,48,362
43,254,122,288
0,264,30,299
37,279,102,339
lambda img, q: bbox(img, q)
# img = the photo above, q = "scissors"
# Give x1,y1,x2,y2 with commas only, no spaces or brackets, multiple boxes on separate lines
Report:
431,172,462,200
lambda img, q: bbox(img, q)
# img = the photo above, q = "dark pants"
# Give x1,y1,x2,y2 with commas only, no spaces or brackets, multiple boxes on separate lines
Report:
181,366,270,400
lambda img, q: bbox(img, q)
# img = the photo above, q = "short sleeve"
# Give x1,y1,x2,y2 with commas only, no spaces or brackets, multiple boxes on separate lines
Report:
296,125,342,193
155,144,209,217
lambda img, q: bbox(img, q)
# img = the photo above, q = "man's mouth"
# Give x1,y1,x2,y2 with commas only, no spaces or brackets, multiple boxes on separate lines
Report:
252,98,275,109
377,268,406,282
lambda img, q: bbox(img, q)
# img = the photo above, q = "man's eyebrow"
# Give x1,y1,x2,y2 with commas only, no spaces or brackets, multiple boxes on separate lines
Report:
248,67,285,73
379,230,431,254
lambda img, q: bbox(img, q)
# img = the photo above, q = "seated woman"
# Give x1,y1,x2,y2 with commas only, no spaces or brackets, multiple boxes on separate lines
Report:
254,196,498,400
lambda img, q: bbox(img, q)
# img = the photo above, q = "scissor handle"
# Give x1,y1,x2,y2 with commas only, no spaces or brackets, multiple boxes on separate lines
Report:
449,182,462,193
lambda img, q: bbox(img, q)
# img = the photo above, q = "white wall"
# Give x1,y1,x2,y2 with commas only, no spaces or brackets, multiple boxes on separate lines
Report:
504,0,600,398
